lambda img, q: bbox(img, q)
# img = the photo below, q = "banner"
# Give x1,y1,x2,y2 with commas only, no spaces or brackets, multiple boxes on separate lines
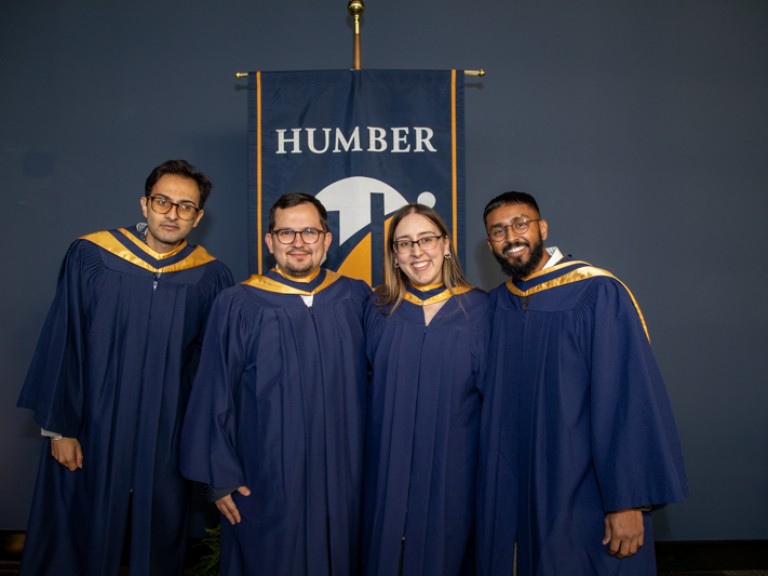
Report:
248,69,465,287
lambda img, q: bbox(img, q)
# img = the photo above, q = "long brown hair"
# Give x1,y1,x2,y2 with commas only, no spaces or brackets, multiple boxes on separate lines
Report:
375,204,473,312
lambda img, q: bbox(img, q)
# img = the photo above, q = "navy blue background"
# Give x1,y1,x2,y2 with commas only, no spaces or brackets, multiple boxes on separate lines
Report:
2,0,767,542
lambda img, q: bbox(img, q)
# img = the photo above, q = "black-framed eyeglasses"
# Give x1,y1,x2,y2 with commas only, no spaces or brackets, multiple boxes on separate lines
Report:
487,217,541,242
147,195,200,221
272,227,325,245
392,235,443,254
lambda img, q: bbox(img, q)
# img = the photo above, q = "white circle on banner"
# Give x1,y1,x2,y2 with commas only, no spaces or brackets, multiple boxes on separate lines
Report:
417,192,436,207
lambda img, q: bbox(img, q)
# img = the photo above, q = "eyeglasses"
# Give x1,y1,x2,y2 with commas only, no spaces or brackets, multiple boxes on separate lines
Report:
392,235,443,254
272,227,325,245
487,217,541,242
148,195,200,221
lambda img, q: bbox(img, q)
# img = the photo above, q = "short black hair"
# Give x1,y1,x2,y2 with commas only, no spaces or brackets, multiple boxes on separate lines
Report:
483,191,541,227
268,193,329,232
144,159,213,208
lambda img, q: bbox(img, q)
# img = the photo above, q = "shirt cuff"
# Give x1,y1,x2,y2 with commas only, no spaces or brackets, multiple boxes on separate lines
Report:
207,486,238,502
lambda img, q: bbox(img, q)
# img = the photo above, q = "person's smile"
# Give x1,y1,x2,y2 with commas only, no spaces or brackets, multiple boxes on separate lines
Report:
503,240,530,259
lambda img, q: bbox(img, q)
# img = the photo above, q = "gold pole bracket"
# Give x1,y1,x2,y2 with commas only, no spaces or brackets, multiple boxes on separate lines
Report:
236,69,484,79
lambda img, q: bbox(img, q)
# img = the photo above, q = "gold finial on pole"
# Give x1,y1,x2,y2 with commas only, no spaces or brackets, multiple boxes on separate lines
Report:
348,0,365,70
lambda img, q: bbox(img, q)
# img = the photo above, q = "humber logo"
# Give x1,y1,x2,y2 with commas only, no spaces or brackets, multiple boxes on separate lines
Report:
316,176,439,287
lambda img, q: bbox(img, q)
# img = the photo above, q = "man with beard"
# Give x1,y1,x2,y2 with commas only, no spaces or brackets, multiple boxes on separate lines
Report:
476,191,688,575
180,193,370,576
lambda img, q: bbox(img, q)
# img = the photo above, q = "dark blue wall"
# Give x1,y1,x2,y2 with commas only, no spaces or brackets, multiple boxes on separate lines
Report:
2,0,767,540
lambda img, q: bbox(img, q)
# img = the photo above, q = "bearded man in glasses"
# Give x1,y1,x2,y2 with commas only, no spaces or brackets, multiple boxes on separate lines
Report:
476,191,688,576
181,192,370,576
16,159,234,576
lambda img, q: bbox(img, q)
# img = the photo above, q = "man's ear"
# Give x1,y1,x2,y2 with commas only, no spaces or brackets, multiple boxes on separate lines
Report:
322,230,333,254
539,219,548,241
191,209,205,228
265,232,274,255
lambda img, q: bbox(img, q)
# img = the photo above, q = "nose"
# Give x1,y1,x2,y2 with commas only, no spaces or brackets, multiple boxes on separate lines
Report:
165,203,180,220
504,224,521,240
410,242,425,255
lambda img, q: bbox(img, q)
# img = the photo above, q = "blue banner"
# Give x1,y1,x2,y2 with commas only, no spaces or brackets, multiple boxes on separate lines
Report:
249,69,465,287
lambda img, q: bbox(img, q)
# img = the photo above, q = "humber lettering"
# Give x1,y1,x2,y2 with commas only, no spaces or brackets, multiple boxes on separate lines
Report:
275,126,438,154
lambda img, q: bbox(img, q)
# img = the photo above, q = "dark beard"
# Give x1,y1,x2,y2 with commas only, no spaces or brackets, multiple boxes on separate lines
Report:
494,239,545,281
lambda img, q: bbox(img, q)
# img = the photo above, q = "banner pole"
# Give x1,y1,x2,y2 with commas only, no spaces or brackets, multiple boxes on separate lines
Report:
348,0,365,70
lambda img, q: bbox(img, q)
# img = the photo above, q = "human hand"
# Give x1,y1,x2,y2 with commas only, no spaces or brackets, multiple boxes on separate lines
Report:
215,486,251,525
50,437,83,471
603,509,644,558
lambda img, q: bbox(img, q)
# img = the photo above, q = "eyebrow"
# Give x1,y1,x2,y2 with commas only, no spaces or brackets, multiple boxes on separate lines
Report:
489,215,532,227
151,194,199,206
394,230,441,240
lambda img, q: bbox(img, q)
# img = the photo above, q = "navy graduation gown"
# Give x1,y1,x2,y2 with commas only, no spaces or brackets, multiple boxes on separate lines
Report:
180,269,370,576
17,226,234,576
362,287,490,576
477,259,688,576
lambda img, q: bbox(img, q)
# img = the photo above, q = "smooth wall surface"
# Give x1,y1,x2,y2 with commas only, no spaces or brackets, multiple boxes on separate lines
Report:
2,0,767,541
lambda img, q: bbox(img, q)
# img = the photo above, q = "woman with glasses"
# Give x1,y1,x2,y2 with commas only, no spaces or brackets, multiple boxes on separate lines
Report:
361,204,490,576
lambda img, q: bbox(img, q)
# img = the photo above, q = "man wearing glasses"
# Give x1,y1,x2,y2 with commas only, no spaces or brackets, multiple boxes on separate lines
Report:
17,159,234,576
181,193,370,576
476,191,688,575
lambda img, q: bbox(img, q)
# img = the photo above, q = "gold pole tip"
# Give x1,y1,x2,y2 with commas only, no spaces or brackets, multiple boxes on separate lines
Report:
235,72,249,79
348,0,365,17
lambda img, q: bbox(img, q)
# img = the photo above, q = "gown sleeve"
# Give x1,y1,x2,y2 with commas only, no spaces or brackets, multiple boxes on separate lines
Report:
180,287,250,489
588,278,689,511
17,241,89,438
